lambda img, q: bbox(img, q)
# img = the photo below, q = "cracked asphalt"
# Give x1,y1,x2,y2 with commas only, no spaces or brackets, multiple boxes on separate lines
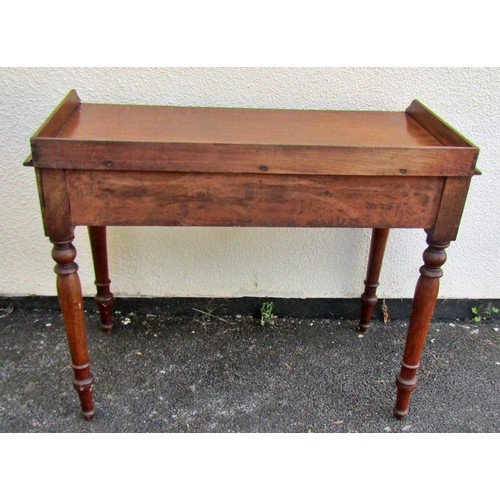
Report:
1,306,499,432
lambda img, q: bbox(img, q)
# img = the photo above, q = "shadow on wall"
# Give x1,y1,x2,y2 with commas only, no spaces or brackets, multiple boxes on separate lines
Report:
102,226,372,298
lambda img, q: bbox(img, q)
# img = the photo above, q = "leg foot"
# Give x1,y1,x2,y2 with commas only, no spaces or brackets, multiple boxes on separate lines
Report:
88,226,114,333
393,408,408,420
393,237,449,418
358,228,389,331
73,362,95,420
52,236,95,419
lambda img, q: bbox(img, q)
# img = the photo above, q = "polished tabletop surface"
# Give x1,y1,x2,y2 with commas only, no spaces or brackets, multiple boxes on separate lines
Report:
56,103,442,148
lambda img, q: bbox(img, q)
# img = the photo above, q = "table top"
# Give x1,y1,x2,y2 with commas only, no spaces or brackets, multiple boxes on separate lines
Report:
57,103,442,148
26,90,479,177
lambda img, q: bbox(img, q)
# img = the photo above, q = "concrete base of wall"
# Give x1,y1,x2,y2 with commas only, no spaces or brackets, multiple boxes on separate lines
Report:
2,296,499,321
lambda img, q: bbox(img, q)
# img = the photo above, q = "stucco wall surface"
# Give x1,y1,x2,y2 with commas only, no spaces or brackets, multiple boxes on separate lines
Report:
0,67,498,299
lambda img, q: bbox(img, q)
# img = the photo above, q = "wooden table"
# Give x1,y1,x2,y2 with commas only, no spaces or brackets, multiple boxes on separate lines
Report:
24,90,479,420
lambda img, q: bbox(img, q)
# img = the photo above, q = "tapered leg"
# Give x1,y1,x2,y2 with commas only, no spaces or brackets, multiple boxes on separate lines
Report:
88,226,114,333
358,228,390,332
393,237,449,419
51,236,95,420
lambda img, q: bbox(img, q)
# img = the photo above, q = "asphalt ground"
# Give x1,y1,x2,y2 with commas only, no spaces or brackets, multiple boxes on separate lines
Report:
1,306,499,432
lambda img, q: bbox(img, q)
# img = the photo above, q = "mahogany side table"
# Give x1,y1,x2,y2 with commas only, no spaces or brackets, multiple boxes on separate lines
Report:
24,90,479,420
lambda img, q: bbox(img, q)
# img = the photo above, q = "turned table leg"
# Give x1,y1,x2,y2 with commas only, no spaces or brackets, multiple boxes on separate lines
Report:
393,237,449,419
88,226,114,333
358,228,390,332
52,236,95,420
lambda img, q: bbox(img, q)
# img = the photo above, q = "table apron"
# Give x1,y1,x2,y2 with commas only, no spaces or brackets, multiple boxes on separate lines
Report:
65,170,445,228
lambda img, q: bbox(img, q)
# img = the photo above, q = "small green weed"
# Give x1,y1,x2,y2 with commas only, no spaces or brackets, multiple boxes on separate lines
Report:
260,301,274,326
471,303,499,323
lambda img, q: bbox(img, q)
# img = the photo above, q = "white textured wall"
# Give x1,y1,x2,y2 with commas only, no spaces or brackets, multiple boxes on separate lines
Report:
0,67,498,299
